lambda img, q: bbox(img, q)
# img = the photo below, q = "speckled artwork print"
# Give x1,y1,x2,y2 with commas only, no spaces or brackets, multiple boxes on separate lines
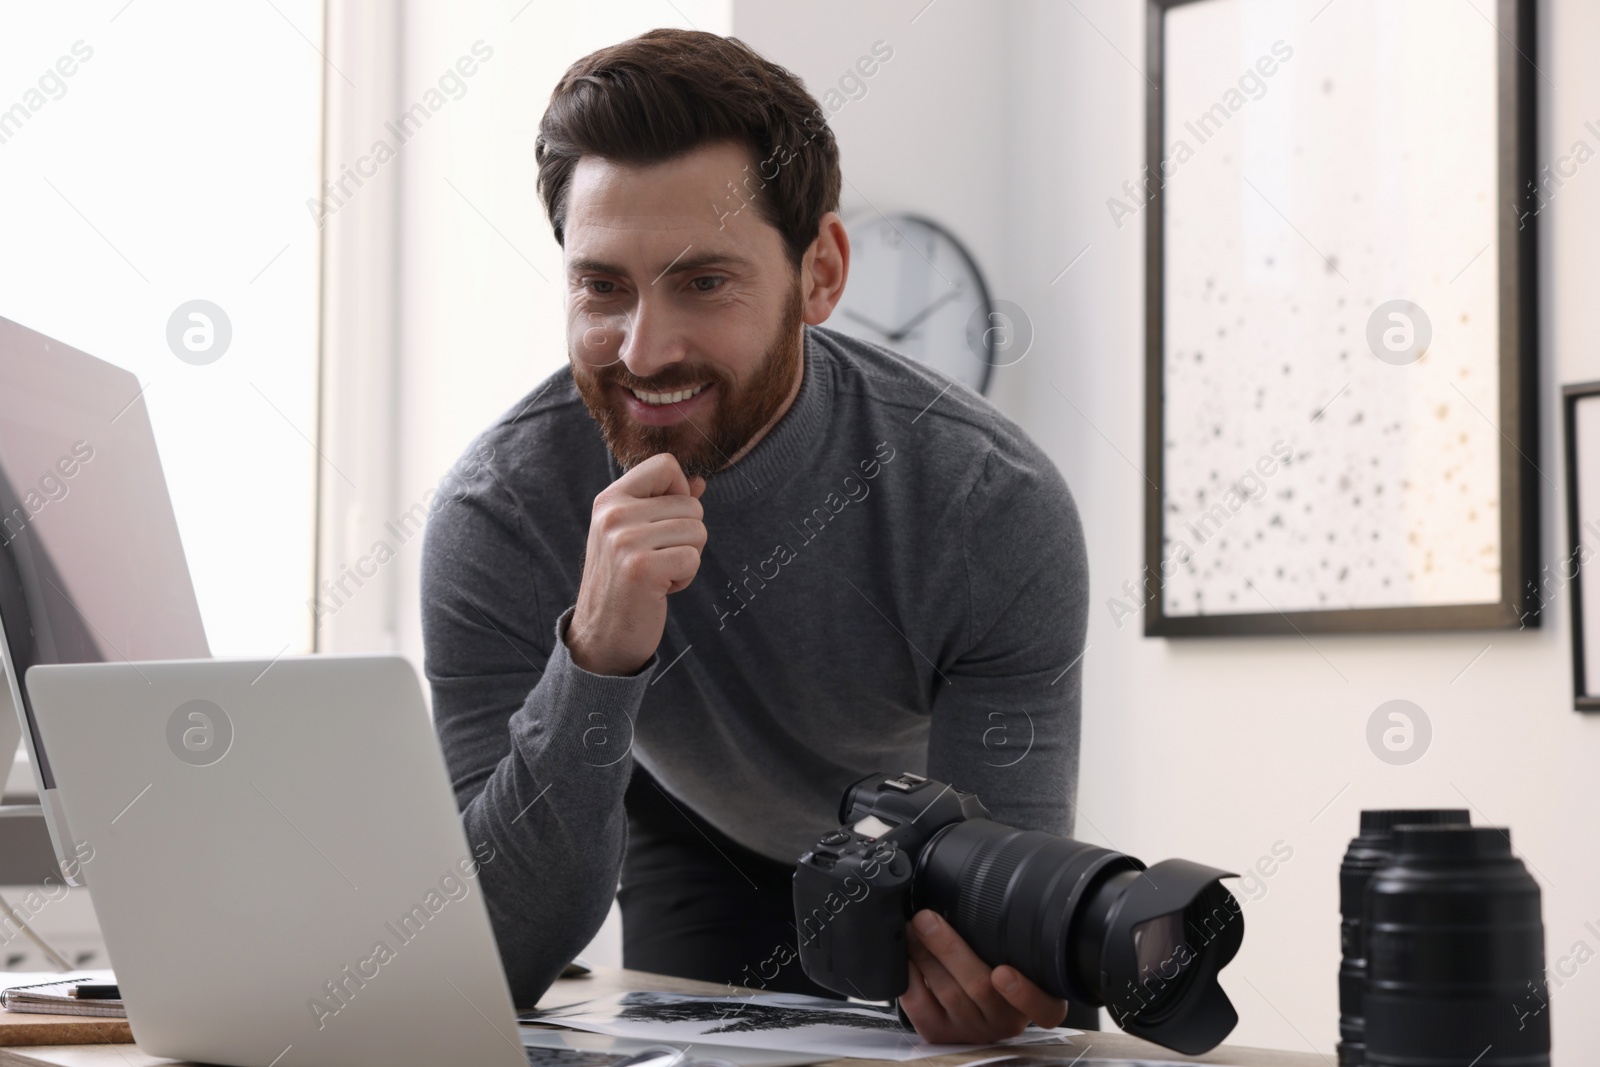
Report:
1160,0,1501,616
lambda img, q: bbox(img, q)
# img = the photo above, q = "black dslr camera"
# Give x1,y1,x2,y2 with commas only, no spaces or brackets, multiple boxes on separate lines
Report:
793,772,1245,1056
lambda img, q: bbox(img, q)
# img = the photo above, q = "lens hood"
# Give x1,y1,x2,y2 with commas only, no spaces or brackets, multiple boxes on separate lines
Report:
1099,859,1242,1055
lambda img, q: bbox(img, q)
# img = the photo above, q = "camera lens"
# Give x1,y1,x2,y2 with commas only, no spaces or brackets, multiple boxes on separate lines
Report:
1133,911,1185,978
1365,825,1549,1067
1338,809,1469,1066
913,819,1240,1055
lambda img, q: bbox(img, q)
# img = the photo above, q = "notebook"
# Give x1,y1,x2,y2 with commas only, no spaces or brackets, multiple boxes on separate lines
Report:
0,970,121,1017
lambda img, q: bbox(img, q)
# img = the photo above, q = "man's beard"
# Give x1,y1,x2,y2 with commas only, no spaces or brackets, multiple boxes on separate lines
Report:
572,281,805,479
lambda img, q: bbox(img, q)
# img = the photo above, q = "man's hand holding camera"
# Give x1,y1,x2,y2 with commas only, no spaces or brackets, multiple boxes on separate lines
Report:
900,908,1069,1044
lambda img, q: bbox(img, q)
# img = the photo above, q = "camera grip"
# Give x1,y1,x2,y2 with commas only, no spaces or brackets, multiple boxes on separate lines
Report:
793,839,914,1001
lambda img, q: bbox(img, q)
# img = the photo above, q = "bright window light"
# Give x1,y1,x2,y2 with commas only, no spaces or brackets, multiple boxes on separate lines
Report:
0,0,325,656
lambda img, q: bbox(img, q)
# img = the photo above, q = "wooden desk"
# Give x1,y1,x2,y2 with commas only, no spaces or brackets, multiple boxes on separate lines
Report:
0,965,1329,1066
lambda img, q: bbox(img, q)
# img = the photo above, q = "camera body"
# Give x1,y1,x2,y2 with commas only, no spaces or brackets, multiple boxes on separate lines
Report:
792,771,985,1000
794,771,1245,1056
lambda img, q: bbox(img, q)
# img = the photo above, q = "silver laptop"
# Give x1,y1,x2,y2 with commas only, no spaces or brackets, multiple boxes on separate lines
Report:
25,654,526,1067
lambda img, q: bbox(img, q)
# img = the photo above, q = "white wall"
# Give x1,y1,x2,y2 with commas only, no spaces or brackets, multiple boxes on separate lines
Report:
737,0,1599,1055
733,1,1008,285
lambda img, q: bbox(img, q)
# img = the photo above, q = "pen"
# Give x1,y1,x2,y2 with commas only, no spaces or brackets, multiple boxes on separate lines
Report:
69,983,119,1000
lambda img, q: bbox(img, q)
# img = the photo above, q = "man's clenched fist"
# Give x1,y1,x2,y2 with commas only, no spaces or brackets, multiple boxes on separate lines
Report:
566,453,707,676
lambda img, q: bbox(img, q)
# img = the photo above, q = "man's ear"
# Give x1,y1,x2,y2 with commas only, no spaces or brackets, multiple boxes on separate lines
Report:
799,211,850,326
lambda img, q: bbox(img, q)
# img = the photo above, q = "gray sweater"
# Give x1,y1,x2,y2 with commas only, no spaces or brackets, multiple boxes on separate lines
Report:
421,325,1089,1008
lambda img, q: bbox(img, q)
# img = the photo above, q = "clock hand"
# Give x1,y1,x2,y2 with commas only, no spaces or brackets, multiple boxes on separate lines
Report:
840,307,898,337
886,285,964,341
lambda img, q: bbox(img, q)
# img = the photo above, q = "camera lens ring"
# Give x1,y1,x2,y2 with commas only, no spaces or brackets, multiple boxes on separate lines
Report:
915,821,1132,1002
1011,836,1138,1002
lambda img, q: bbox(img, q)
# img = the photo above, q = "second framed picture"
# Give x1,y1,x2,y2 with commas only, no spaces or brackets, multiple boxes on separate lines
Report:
1563,382,1600,712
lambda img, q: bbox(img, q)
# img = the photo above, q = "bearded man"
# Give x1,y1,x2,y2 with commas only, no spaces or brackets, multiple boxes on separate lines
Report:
421,28,1092,1043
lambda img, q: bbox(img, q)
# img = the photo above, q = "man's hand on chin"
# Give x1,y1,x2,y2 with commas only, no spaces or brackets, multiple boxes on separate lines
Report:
567,452,707,676
899,909,1070,1045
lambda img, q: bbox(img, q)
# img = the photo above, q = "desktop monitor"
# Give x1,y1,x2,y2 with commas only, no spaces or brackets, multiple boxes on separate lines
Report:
0,314,209,884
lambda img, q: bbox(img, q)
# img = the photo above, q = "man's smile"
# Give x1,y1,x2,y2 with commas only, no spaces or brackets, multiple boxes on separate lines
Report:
616,380,717,426
628,382,709,406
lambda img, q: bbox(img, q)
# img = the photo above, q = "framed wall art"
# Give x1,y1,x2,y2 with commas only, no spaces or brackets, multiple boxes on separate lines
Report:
1563,382,1600,712
1142,0,1539,636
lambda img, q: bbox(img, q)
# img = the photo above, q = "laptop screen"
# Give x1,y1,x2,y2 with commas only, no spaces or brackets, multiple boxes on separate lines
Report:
0,315,208,788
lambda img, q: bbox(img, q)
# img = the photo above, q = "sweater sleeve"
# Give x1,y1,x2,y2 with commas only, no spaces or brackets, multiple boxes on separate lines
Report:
420,475,654,1009
925,445,1089,838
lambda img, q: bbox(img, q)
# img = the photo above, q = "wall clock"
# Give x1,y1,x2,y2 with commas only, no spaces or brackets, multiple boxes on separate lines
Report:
828,212,996,395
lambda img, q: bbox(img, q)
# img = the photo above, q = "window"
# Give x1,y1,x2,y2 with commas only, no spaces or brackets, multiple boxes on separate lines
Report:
0,1,325,656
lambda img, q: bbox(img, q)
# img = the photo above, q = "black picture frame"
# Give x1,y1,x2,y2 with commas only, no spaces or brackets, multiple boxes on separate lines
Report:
1142,0,1540,637
1562,381,1600,712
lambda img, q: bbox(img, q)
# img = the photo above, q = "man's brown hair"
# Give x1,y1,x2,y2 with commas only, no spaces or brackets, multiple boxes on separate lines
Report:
535,29,841,268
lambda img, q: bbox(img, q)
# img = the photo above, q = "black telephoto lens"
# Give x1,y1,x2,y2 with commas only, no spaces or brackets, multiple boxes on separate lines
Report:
913,820,1241,1055
1365,825,1550,1067
1338,809,1469,1066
